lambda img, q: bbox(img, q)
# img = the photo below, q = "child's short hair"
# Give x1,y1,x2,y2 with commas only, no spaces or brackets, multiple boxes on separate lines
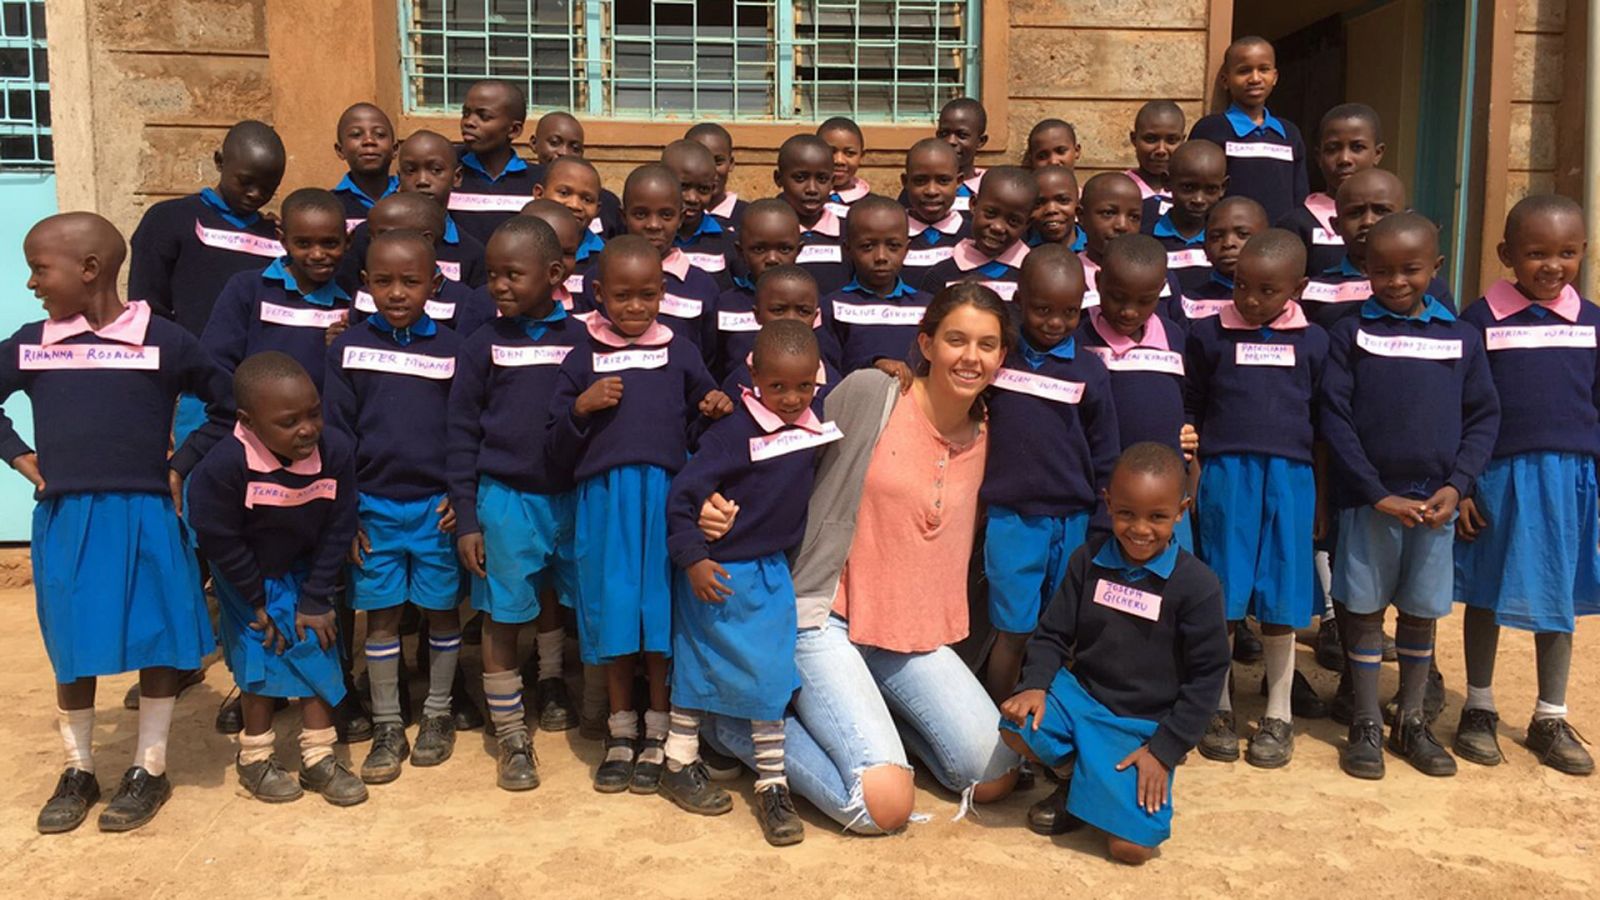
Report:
978,165,1039,204
1208,195,1268,226
234,351,311,411
752,319,820,371
336,102,392,135
662,139,715,170
941,96,988,132
1367,211,1439,255
367,228,436,267
743,197,801,225
280,187,344,226
490,214,561,263
1134,99,1184,127
1028,118,1078,145
755,263,817,296
1239,228,1308,272
685,122,732,144
1224,34,1274,65
222,120,286,163
544,155,599,187
475,79,528,120
817,116,864,142
1103,233,1167,272
1114,441,1186,486
777,134,831,169
1080,171,1139,205
1020,241,1086,286
623,162,681,200
596,233,660,279
1504,193,1583,241
1319,103,1383,142
844,194,906,234
373,192,446,235
906,137,959,168
538,110,580,131
1170,138,1226,174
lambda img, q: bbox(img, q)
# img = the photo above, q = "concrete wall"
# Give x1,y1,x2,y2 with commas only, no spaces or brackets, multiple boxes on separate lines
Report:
1506,0,1569,202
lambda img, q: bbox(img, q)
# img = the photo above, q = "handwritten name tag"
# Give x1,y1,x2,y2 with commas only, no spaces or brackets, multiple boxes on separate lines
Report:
1485,324,1598,351
748,421,845,462
824,201,852,219
1086,346,1185,376
979,280,1019,301
952,195,971,212
19,344,160,371
1082,290,1101,308
718,310,759,332
564,273,586,295
593,347,670,373
1312,227,1344,247
245,478,337,509
1355,330,1463,360
259,303,347,329
659,294,704,319
447,192,529,213
341,346,456,379
1181,297,1229,319
683,252,727,273
437,260,462,282
492,345,571,367
1301,279,1371,304
832,303,926,326
1225,141,1295,162
992,368,1084,404
904,245,957,267
1235,342,1296,367
797,244,843,264
353,292,457,321
1093,578,1163,621
1166,248,1209,269
344,218,365,233
193,221,281,258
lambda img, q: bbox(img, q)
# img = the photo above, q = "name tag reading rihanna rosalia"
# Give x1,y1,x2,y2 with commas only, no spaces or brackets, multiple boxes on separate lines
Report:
492,345,571,367
1485,325,1598,351
193,221,282,258
749,422,845,462
992,368,1084,404
1225,141,1294,162
1355,330,1463,360
593,347,669,373
244,478,338,509
341,346,456,379
259,303,347,329
1093,578,1163,622
19,344,160,371
1235,343,1296,367
796,244,843,264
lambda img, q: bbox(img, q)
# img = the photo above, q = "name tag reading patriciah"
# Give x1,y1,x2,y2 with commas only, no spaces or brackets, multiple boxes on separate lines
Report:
1235,343,1296,367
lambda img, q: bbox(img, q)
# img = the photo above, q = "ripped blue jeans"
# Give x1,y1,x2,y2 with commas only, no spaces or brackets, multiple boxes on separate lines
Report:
708,616,1017,833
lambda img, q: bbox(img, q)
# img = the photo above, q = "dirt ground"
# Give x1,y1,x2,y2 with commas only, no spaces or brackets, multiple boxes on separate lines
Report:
0,589,1596,900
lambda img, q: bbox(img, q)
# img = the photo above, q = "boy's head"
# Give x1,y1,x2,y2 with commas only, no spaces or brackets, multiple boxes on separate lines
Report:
754,265,819,325
368,192,446,244
1219,36,1277,110
1105,442,1189,564
1366,212,1443,317
214,120,286,215
818,117,865,190
970,166,1037,257
1204,196,1269,278
460,80,527,156
621,164,684,256
1016,244,1086,349
844,195,910,292
902,138,961,225
234,351,321,461
1317,103,1385,195
685,122,735,201
1025,118,1080,170
750,319,822,423
333,103,396,178
396,130,462,206
936,97,988,174
1166,139,1228,228
1097,234,1168,337
1334,167,1406,260
520,198,583,281
1233,229,1308,326
1031,165,1079,244
363,229,440,329
531,111,584,165
1499,194,1586,302
1079,172,1144,255
23,213,125,321
1130,100,1186,179
485,214,564,319
661,139,718,233
279,188,349,287
594,234,665,337
533,156,603,231
773,135,834,222
736,199,802,280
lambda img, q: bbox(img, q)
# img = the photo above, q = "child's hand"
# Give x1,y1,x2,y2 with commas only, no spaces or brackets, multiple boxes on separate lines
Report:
1421,485,1460,528
457,532,487,578
699,389,735,419
168,469,185,518
348,526,370,565
1179,424,1199,461
688,559,734,603
1000,689,1048,729
874,359,915,393
296,609,338,650
249,606,286,654
1375,494,1427,528
1115,745,1171,814
11,453,43,493
575,376,624,416
1456,496,1487,541
436,497,456,533
697,492,739,541
323,314,349,347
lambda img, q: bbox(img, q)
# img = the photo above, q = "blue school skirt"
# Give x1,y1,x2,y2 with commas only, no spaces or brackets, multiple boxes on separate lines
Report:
216,569,347,704
350,492,460,612
985,506,1090,635
574,464,673,664
1455,452,1600,633
32,492,212,683
1001,668,1174,847
172,393,208,451
1197,453,1317,628
469,477,578,624
671,553,799,720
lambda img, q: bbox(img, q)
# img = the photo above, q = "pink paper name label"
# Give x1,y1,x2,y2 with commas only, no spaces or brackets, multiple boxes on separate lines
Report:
353,292,456,321
718,311,759,332
1181,297,1230,319
904,245,956,267
345,218,365,233
244,478,337,509
1093,578,1163,621
1485,324,1597,351
447,192,529,213
797,244,843,264
1225,141,1295,162
952,195,971,212
492,344,571,367
1086,346,1185,376
832,303,925,326
1235,342,1296,367
193,221,281,258
341,346,456,379
593,347,669,373
683,252,727,273
659,294,704,319
564,273,586,295
437,260,462,281
948,279,1018,301
1301,279,1371,304
748,422,844,462
824,201,852,219
1355,330,1462,360
1312,227,1344,246
19,343,160,371
992,368,1085,404
259,303,346,329
1166,248,1209,269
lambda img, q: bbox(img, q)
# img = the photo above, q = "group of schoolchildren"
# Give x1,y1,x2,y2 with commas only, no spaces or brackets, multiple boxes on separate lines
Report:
10,32,1595,863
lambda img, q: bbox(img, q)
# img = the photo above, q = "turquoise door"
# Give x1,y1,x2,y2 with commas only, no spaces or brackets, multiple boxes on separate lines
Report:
0,172,55,540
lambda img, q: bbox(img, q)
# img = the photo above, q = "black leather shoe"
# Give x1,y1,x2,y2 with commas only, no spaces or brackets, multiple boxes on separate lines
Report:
496,732,541,791
1233,622,1263,663
1388,713,1457,776
1198,711,1240,763
1315,618,1344,672
1027,781,1082,836
755,784,806,846
1453,708,1504,766
97,766,172,832
412,713,456,767
1340,719,1385,780
659,762,733,816
630,737,666,794
37,768,99,834
1258,670,1328,719
595,737,636,793
359,723,410,784
335,695,373,744
1247,718,1294,769
300,756,369,806
1526,717,1595,775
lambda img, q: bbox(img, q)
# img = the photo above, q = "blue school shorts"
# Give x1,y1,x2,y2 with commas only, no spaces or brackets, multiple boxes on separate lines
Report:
574,464,673,664
469,476,578,625
1197,453,1317,628
1001,668,1174,848
215,568,346,705
172,393,208,451
350,491,460,612
985,506,1090,634
671,553,800,720
1333,505,1455,619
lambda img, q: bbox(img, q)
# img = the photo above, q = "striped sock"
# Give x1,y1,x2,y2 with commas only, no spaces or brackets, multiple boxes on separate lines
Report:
1345,615,1385,723
483,669,527,742
424,630,461,718
365,636,404,726
752,719,787,790
664,707,701,772
1395,619,1434,719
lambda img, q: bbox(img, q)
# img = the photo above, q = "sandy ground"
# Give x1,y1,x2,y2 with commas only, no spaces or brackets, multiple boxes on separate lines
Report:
0,590,1597,900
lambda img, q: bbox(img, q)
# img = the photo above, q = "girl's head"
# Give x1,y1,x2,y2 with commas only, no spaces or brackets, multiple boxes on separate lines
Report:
1031,165,1079,244
685,122,735,202
1498,194,1586,302
532,111,585,165
1130,100,1185,180
970,166,1037,257
1218,36,1277,111
1105,443,1189,565
396,130,462,206
1334,168,1406,262
593,235,665,337
661,140,718,234
1204,196,1269,278
519,199,582,282
363,230,440,330
334,103,396,178
736,199,802,279
279,188,349,287
23,213,125,321
621,164,683,256
754,265,819,325
936,97,988,174
818,117,865,190
1078,173,1144,256
1017,244,1086,349
773,135,834,223
368,192,445,244
1025,119,1080,170
1097,235,1168,337
485,215,564,319
844,196,910,292
1232,229,1308,327
1366,213,1443,318
915,283,1014,411
750,319,822,424
1317,104,1385,195
534,156,603,232
234,351,322,462
902,138,961,225
459,80,527,156
1166,140,1228,229
214,120,286,216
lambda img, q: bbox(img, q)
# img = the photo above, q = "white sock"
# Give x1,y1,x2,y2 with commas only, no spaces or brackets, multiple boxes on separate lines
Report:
664,707,701,771
238,729,275,765
1315,551,1333,613
1218,636,1235,712
134,695,175,776
300,726,336,768
57,707,95,773
1464,684,1497,713
640,709,670,765
1263,632,1295,723
536,628,565,682
1534,699,1568,721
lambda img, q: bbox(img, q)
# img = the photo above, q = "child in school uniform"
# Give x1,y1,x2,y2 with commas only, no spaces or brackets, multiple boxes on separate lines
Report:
775,135,852,295
687,122,746,228
1281,104,1386,277
523,198,586,313
662,319,842,846
1000,443,1229,864
615,164,721,361
1189,36,1309,227
389,128,489,287
189,352,367,807
1078,173,1173,312
324,230,466,784
1454,195,1600,775
1144,140,1228,296
548,236,734,794
937,97,990,208
820,117,870,218
12,213,230,834
1179,196,1269,321
1024,118,1082,171
1028,165,1086,252
921,166,1037,302
900,139,972,290
451,80,540,245
1185,229,1327,768
823,195,934,378
982,244,1119,705
530,111,625,238
663,140,738,289
532,156,609,299
720,266,841,405
1320,213,1499,779
331,103,398,231
714,199,802,379
449,216,586,791
345,193,494,337
1127,100,1186,202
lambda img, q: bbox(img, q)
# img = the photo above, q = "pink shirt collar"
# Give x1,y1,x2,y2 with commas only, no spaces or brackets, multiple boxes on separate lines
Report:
661,248,692,281
41,299,152,347
909,209,965,237
1089,308,1171,353
1124,169,1163,200
805,207,843,238
234,421,322,475
1304,192,1336,232
708,192,740,219
835,177,871,203
1219,300,1310,331
741,387,826,434
1484,278,1583,323
554,284,574,310
952,238,1030,272
962,169,986,194
1078,251,1100,283
743,352,828,385
585,313,675,348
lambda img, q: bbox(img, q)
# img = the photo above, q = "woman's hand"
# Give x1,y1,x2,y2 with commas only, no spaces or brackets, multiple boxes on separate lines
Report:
697,492,739,541
1000,689,1047,729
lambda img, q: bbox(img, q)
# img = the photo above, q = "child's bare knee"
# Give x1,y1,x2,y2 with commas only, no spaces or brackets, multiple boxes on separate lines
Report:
972,769,1017,804
860,765,915,831
1107,836,1155,865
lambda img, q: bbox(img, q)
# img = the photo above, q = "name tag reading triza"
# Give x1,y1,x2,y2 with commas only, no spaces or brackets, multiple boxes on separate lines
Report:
796,244,843,264
244,478,338,509
992,368,1084,404
1093,578,1163,622
1235,343,1296,367
593,347,670,373
341,346,456,379
19,344,161,371
1355,331,1463,360
748,422,845,462
1485,324,1598,351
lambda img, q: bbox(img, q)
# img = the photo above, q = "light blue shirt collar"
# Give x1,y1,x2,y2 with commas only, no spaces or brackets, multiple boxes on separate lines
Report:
261,257,350,308
459,150,528,182
366,312,438,346
1093,537,1180,581
332,173,399,209
1210,271,1235,291
576,229,606,262
1327,256,1364,279
199,187,260,229
1021,335,1075,370
512,302,569,342
1359,295,1455,323
676,214,724,244
1153,213,1204,245
442,214,460,245
842,277,915,300
731,273,755,292
1224,104,1287,140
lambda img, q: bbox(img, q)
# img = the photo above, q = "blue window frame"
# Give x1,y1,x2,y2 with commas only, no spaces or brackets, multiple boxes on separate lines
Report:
0,0,49,167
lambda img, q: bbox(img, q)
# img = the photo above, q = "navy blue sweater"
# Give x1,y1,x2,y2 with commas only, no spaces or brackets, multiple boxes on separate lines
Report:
446,313,586,536
1019,535,1230,770
325,318,462,501
823,281,933,372
350,278,494,338
1301,261,1457,331
796,218,852,296
901,215,971,292
710,284,843,382
1189,108,1309,227
1184,311,1329,463
345,218,487,289
1277,195,1345,278
202,264,352,389
1077,313,1190,452
188,429,358,615
674,218,739,292
447,150,545,246
1177,275,1234,324
332,174,398,229
129,193,284,337
1150,215,1214,296
981,339,1120,517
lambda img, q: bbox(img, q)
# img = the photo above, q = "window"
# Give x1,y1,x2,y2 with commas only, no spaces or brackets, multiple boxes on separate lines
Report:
400,0,980,123
0,0,48,167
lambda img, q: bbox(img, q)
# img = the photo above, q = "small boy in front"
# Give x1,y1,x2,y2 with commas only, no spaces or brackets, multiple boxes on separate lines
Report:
775,135,852,295
330,103,398,230
1189,36,1309,226
450,79,539,245
1145,140,1228,295
900,138,972,290
345,192,493,336
921,165,1037,302
824,195,932,376
1281,104,1385,276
